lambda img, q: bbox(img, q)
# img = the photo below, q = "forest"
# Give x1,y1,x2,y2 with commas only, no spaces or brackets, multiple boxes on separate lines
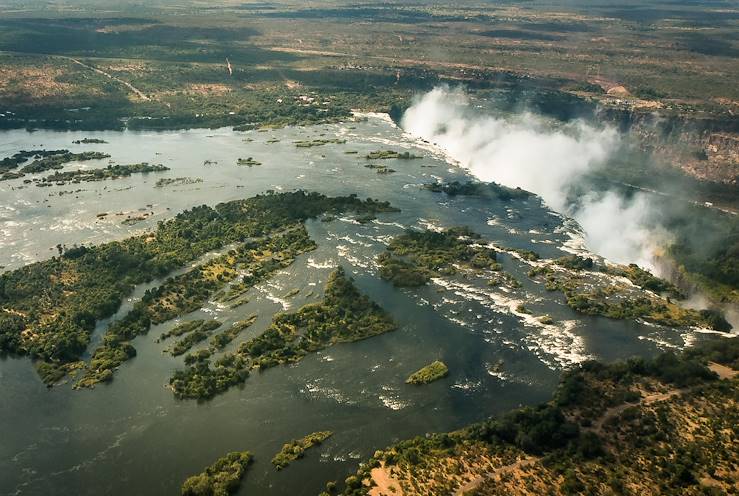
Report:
181,451,253,496
405,360,449,385
378,227,501,287
0,191,398,385
0,149,110,180
335,337,739,495
36,162,169,186
76,226,318,388
169,267,397,400
272,431,333,470
529,257,731,330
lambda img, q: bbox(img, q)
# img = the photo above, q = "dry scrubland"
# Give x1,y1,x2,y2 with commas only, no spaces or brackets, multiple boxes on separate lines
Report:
0,0,736,185
335,340,739,496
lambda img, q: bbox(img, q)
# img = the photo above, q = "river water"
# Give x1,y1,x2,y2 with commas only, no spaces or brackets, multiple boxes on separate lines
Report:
0,115,704,495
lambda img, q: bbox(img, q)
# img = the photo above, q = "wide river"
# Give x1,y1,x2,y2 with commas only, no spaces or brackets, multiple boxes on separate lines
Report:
0,115,704,495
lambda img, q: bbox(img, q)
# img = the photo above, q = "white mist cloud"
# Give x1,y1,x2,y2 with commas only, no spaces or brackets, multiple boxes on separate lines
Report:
576,191,666,266
401,86,663,268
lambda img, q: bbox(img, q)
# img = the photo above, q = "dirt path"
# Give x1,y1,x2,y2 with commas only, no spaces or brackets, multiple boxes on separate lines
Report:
455,458,535,495
590,364,737,436
370,363,737,496
63,56,150,101
590,387,690,435
709,361,738,379
369,463,404,496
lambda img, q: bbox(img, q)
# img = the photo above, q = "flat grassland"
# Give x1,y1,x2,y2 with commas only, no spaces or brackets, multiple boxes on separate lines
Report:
0,0,736,132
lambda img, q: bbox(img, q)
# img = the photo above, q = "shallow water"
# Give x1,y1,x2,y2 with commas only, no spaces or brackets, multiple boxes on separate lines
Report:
0,116,702,495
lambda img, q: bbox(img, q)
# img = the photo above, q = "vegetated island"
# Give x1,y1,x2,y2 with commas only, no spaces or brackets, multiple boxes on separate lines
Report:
155,177,203,188
364,163,395,174
295,138,346,148
181,451,253,496
423,180,532,201
406,360,449,385
166,320,223,357
72,138,107,144
34,163,169,186
378,227,506,288
380,228,730,331
237,157,261,167
0,191,398,387
272,431,333,470
169,267,397,400
528,254,731,330
0,149,110,180
333,337,739,496
209,314,258,351
159,320,216,343
366,150,422,160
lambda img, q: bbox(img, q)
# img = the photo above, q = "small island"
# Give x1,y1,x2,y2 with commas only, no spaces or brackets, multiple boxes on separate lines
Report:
1,149,110,180
37,163,169,186
169,320,222,356
295,138,346,147
366,150,422,160
0,191,398,388
159,320,215,343
378,227,500,287
406,360,449,385
210,315,257,351
237,157,261,166
72,138,107,144
423,180,531,201
528,257,730,330
155,177,203,188
169,267,398,400
181,451,253,496
364,163,395,174
271,431,333,470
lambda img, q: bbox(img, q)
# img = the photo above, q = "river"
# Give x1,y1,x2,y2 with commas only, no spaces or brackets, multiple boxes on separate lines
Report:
0,115,703,495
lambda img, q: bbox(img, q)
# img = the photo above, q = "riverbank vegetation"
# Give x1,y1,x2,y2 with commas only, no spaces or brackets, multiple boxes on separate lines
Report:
272,431,333,470
406,360,449,385
181,451,253,496
334,338,739,495
169,267,397,400
0,191,398,386
664,206,739,304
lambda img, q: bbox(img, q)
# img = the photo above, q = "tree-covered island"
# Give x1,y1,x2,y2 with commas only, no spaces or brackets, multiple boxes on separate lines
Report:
272,431,334,470
0,191,398,386
181,451,253,496
169,267,397,400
